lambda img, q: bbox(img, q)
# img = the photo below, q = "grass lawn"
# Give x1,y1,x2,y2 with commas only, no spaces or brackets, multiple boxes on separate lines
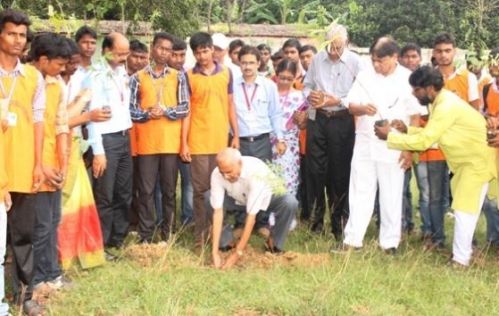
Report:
44,208,499,315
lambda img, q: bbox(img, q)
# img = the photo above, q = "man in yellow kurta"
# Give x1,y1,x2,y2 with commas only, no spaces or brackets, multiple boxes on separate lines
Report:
375,66,495,266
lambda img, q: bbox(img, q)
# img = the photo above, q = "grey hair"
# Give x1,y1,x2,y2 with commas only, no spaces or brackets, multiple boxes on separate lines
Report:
326,24,348,43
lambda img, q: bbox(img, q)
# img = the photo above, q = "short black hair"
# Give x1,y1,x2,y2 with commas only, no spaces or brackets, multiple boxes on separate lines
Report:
238,45,261,62
433,32,455,48
229,39,245,54
75,25,97,43
299,45,317,55
189,32,212,51
172,37,187,51
401,43,421,57
130,39,148,53
0,9,30,32
370,37,400,58
271,49,285,61
276,58,298,77
257,43,271,54
282,38,301,51
409,65,444,91
30,33,72,61
152,32,174,47
64,37,80,56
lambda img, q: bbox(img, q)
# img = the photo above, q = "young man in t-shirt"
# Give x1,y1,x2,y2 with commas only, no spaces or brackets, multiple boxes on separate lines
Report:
181,32,239,248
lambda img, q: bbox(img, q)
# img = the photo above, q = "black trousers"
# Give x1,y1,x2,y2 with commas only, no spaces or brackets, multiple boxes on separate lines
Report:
93,132,133,247
237,134,272,229
137,154,178,241
306,112,355,237
298,154,310,220
32,191,62,285
8,192,38,302
128,157,140,230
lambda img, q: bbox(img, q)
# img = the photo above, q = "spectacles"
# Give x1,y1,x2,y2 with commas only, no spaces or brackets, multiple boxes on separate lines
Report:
240,61,258,66
277,76,295,82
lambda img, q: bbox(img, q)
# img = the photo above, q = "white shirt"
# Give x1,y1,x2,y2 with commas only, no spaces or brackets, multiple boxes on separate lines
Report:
210,156,276,215
84,60,132,155
346,63,421,162
227,61,242,80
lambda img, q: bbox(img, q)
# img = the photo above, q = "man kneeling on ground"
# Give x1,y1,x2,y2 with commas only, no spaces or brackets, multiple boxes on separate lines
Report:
210,148,297,269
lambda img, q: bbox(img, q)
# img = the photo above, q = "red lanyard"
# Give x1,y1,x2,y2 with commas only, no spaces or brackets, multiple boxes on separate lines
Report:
242,82,258,111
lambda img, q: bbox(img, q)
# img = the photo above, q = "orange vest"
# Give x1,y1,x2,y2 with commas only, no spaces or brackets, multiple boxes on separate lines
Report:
420,68,472,162
134,69,181,154
485,84,499,116
3,65,39,193
444,68,471,103
40,78,64,192
0,128,7,201
187,66,231,154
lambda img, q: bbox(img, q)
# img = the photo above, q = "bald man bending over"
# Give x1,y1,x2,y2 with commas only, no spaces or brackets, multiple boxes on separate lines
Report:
210,148,297,269
85,32,133,255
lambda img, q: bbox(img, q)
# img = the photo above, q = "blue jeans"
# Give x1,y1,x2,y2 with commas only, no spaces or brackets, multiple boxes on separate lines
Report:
415,160,448,243
482,196,499,246
179,162,193,225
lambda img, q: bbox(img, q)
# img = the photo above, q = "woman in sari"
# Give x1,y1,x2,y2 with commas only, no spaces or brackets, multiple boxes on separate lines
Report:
57,45,107,269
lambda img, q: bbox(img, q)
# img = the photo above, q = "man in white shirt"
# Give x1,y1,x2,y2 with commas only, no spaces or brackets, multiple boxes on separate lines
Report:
337,37,420,253
85,32,133,250
210,148,297,269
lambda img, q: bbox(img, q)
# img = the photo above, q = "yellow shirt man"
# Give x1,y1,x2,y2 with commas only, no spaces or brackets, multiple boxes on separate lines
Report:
387,89,495,213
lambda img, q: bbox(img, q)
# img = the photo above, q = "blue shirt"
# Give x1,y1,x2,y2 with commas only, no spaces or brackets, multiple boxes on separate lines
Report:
84,59,132,155
233,75,284,140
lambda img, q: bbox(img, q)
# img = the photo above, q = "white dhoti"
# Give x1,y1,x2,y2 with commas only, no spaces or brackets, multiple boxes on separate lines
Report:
344,156,405,249
452,183,488,266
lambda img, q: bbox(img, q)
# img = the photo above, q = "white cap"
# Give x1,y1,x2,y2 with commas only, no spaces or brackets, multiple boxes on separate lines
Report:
212,33,229,50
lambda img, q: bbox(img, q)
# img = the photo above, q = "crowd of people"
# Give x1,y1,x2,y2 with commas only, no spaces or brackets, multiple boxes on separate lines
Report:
0,7,498,315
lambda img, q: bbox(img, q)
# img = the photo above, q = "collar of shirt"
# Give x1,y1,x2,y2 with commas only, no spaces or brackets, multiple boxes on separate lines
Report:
145,63,170,79
234,74,265,87
93,58,127,78
320,48,350,65
45,74,62,85
0,59,26,77
192,61,224,75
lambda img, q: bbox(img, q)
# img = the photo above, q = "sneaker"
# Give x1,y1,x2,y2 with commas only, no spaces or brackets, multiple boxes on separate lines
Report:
330,243,361,254
47,275,74,290
330,243,362,254
23,299,44,316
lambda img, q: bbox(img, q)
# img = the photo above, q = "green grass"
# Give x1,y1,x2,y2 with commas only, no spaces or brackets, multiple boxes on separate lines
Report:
43,173,499,315
45,212,499,315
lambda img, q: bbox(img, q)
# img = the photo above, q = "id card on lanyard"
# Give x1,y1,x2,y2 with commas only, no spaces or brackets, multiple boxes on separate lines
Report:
0,76,18,127
242,82,258,127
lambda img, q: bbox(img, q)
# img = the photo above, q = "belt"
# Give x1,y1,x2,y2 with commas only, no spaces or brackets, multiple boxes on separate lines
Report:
317,108,350,118
102,129,129,136
239,133,269,142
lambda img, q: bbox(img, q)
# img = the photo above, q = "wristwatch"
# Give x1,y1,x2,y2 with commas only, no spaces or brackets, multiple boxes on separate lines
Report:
236,249,244,257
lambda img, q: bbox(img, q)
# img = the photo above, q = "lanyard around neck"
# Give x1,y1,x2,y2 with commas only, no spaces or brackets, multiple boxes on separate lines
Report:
242,82,258,111
0,75,18,105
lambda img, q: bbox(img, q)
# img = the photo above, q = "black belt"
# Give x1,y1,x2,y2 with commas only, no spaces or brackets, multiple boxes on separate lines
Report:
239,133,269,142
102,129,129,136
317,108,350,118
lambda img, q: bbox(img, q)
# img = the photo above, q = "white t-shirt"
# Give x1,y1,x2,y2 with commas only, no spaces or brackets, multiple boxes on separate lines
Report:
210,156,275,215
